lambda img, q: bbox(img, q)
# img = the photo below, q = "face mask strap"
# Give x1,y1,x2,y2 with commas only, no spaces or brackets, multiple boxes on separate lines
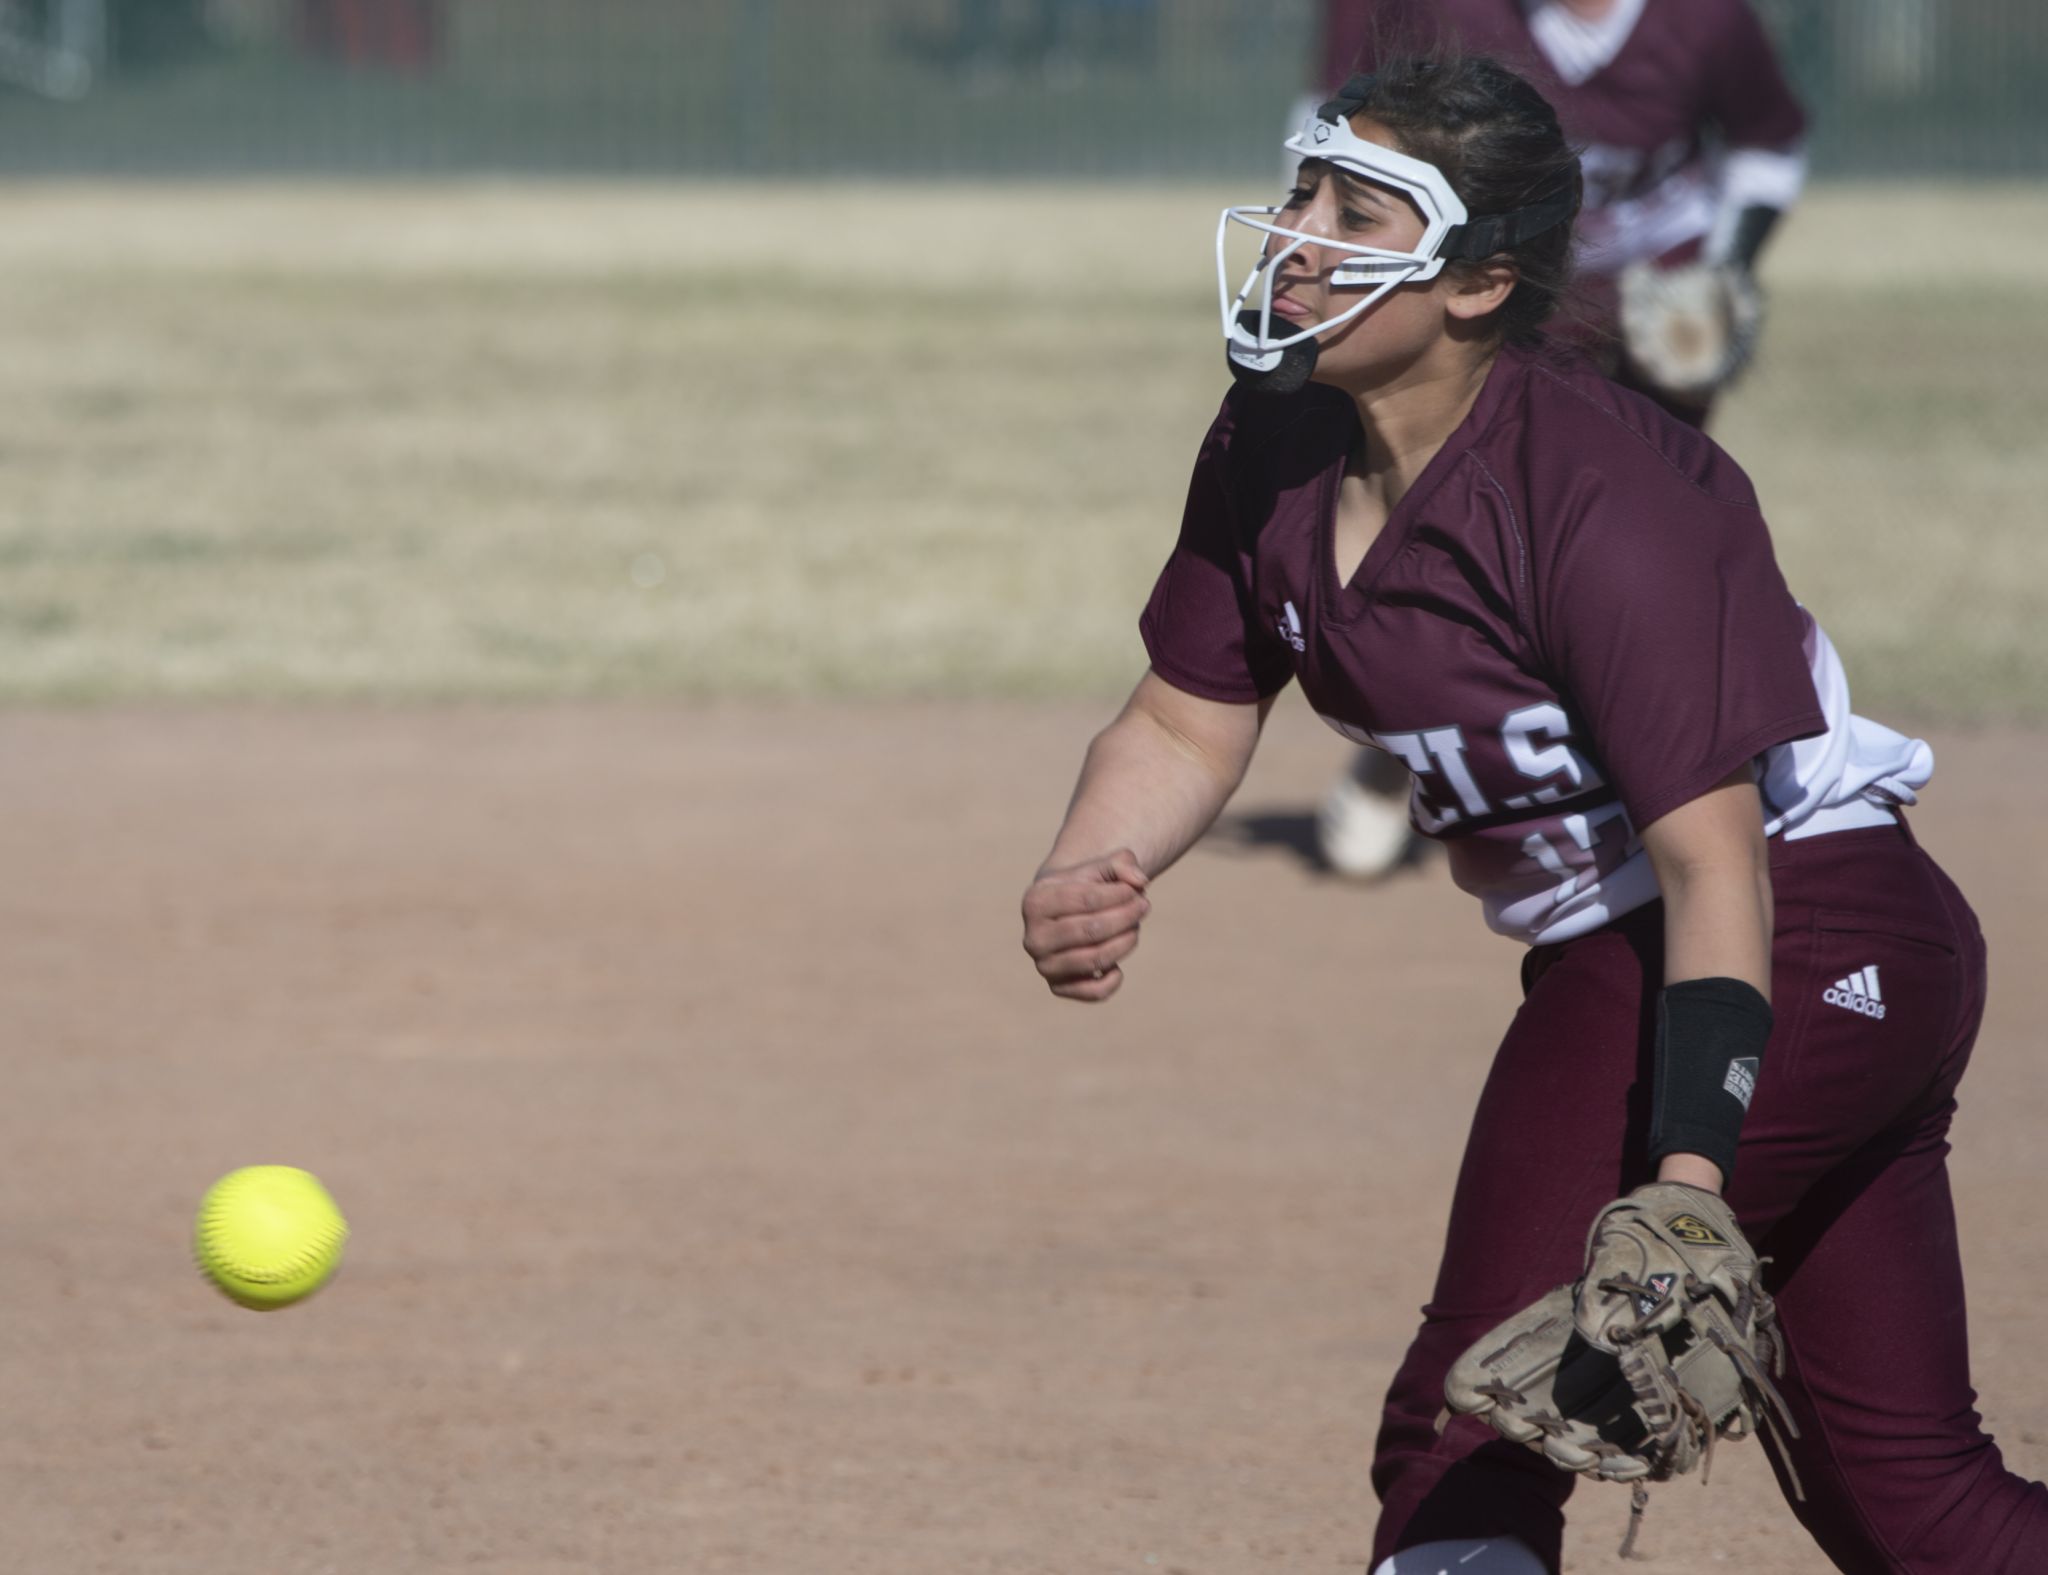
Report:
1442,190,1581,260
1316,72,1378,122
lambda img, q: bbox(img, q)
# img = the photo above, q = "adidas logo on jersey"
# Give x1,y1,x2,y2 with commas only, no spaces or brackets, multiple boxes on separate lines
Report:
1823,965,1887,1020
1275,600,1306,653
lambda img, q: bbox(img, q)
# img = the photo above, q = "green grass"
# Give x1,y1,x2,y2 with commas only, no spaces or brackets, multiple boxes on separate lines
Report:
0,181,2042,715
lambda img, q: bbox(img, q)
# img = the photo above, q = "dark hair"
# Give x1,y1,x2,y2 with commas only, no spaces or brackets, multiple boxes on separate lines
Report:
1350,54,1584,347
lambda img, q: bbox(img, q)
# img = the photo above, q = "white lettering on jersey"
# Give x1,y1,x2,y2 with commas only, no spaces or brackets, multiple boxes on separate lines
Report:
1501,702,1605,808
1313,707,1608,834
1376,726,1489,833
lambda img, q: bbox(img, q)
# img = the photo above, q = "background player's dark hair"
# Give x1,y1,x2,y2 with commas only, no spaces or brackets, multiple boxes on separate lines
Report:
1353,53,1585,348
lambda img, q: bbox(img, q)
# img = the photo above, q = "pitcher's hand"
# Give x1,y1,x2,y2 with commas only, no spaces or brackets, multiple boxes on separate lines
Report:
1021,849,1150,1002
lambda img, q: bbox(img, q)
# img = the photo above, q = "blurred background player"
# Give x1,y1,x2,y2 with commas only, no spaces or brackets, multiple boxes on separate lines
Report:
1310,0,1811,881
296,0,442,73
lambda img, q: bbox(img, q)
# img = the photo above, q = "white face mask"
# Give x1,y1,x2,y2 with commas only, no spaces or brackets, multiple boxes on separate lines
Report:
1216,113,1470,378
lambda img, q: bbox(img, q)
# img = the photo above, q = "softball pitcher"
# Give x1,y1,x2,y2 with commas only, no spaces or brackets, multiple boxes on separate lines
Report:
1020,55,2048,1575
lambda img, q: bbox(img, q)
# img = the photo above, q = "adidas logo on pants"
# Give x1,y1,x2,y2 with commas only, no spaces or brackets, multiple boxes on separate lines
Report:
1824,965,1888,1019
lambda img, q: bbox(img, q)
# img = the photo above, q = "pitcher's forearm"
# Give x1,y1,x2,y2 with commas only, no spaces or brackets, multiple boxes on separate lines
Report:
1040,675,1266,879
1658,858,1774,994
1640,769,1777,1194
1042,716,1234,876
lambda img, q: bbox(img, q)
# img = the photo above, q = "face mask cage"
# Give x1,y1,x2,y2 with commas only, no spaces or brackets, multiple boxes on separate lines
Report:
1217,113,1471,374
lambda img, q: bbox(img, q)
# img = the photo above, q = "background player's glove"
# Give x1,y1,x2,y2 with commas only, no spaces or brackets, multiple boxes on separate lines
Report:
1442,1183,1798,1546
1618,261,1765,406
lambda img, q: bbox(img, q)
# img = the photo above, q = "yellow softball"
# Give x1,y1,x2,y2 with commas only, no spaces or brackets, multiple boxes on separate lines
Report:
193,1166,348,1311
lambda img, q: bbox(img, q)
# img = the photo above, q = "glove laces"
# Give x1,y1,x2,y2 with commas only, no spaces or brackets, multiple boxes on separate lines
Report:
1603,1260,1806,1560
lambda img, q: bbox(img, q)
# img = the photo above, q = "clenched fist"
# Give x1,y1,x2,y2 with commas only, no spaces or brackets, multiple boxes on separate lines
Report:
1021,849,1150,1002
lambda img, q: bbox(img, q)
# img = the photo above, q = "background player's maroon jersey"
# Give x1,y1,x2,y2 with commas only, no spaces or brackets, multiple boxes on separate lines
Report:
1316,0,1806,272
1140,351,1932,944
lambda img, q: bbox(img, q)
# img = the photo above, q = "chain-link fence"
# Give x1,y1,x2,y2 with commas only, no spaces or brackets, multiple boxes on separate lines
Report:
0,1,2040,177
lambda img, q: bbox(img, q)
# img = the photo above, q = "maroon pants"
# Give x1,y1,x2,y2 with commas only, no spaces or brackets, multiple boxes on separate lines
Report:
1372,822,2048,1573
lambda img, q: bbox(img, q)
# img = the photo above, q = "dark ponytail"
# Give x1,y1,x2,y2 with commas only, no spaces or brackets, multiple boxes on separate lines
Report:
1349,54,1583,346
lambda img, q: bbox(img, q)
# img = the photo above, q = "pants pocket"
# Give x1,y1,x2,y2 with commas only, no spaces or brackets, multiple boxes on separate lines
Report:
1779,910,1961,1123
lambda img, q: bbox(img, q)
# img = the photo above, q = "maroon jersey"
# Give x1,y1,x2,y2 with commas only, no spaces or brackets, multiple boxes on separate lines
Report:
1141,347,1932,943
1318,0,1806,272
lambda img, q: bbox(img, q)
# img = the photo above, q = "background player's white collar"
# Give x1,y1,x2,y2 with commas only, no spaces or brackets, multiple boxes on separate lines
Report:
1524,0,1648,86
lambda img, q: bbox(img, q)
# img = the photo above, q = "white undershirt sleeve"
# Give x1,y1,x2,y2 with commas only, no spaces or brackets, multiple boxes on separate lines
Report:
1708,144,1810,260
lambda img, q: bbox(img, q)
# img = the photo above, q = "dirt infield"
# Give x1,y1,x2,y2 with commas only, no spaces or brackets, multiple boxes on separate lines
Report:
6,701,2046,1574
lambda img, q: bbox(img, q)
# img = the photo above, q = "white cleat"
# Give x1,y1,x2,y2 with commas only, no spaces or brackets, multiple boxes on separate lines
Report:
1316,762,1416,880
1371,1537,1548,1575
